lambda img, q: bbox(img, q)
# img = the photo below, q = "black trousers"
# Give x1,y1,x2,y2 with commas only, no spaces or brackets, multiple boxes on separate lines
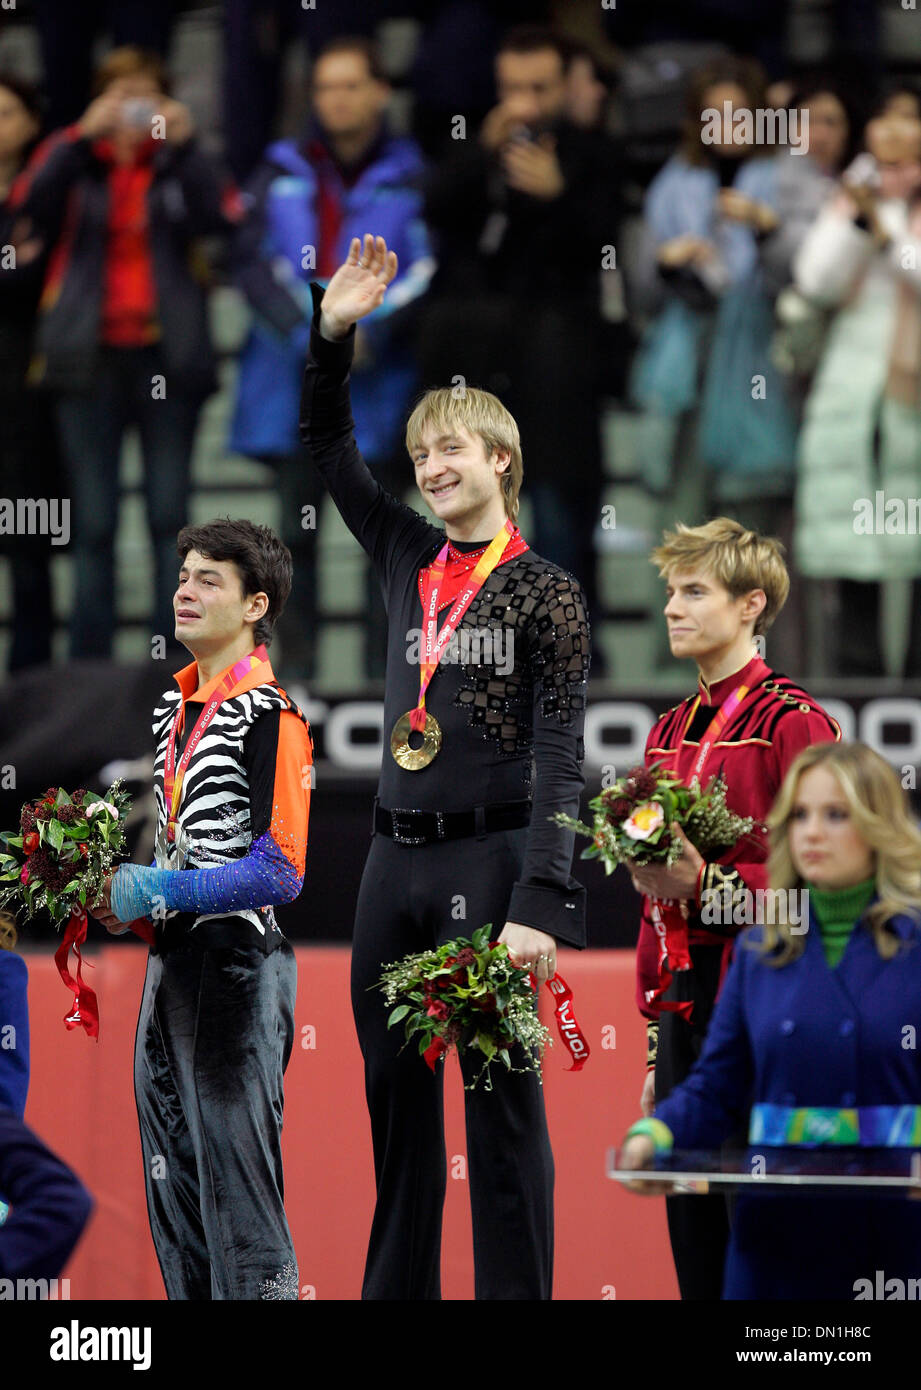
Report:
655,944,731,1301
134,933,298,1300
350,829,555,1300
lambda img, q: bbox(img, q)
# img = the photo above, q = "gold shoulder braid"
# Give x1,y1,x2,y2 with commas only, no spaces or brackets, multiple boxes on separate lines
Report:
646,1020,659,1069
701,863,749,918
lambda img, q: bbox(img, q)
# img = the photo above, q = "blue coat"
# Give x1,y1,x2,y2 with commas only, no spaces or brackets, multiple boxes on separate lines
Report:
0,951,28,1118
655,909,921,1299
230,132,433,462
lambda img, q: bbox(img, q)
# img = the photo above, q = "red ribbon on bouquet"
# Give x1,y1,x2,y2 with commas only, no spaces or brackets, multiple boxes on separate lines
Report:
645,897,694,1022
54,907,155,1038
423,1036,449,1071
54,907,99,1039
542,973,590,1071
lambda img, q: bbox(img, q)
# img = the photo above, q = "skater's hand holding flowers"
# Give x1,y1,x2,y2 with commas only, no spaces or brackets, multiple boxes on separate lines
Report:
630,824,703,901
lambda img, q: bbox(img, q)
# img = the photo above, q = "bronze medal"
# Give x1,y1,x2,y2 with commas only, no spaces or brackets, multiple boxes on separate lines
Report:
390,709,443,770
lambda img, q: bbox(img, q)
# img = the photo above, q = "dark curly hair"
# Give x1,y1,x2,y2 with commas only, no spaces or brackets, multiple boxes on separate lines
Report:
176,518,293,647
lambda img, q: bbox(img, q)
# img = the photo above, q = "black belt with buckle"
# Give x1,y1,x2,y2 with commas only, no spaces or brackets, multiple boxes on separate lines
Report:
374,798,531,846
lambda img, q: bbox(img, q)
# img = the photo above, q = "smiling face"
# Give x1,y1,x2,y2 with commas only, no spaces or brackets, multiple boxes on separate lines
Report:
174,551,267,657
788,764,875,889
663,567,765,666
411,427,510,535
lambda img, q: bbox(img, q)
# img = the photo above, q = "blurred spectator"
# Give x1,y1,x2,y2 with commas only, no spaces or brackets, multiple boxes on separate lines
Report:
31,0,176,134
222,0,385,184
230,36,433,681
878,82,921,124
10,47,241,662
793,111,921,677
418,25,622,647
410,0,551,159
563,39,613,132
766,78,861,388
0,913,28,1229
0,1111,93,1283
0,72,62,672
628,55,799,640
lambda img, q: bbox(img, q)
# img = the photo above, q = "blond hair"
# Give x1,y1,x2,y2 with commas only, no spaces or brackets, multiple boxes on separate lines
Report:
650,517,790,636
405,387,523,522
758,741,921,965
0,912,17,951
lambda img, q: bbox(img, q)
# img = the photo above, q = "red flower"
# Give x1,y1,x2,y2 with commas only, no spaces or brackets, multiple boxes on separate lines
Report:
474,993,498,1012
425,999,451,1021
626,767,658,799
454,947,476,968
19,865,29,884
42,787,57,802
78,843,88,858
23,832,39,853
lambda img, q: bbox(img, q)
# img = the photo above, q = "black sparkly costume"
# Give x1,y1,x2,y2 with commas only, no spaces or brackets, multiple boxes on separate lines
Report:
300,287,591,1299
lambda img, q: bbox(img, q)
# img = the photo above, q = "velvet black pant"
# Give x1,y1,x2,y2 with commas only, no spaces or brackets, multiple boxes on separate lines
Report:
655,944,731,1301
134,932,298,1300
350,830,555,1300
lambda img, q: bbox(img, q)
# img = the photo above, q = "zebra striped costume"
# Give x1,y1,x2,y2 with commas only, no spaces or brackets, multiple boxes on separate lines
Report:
111,678,310,940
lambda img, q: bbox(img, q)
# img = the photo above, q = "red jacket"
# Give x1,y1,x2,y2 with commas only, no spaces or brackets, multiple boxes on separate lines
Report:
635,655,840,1019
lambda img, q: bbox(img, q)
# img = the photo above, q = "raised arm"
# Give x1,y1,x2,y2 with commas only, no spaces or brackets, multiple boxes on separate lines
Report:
298,233,441,583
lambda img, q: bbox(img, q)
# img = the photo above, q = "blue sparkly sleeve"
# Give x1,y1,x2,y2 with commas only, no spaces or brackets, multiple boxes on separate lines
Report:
111,708,311,923
109,830,303,922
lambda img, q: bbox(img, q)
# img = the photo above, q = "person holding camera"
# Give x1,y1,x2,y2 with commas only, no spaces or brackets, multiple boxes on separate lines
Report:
9,46,241,660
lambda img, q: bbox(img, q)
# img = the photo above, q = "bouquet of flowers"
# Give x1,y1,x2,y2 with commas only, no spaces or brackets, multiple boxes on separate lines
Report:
378,924,551,1091
553,762,756,874
0,782,131,925
0,782,133,1038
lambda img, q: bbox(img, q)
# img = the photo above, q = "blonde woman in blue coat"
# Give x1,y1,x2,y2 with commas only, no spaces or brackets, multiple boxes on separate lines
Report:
620,741,921,1300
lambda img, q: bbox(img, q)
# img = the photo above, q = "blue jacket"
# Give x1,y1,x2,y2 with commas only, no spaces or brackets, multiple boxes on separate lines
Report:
0,1110,93,1280
230,131,433,462
655,909,921,1299
0,951,28,1118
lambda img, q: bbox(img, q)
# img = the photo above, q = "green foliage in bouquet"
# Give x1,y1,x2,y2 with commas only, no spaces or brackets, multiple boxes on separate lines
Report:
0,782,132,927
553,761,757,875
378,923,551,1091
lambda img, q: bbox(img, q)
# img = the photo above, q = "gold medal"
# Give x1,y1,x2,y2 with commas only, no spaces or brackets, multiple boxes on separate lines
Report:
390,709,443,770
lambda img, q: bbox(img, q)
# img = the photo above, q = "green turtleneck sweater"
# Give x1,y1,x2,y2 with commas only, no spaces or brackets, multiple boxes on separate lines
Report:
807,876,876,968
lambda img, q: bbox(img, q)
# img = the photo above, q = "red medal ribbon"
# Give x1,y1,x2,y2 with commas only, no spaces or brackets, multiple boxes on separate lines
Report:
410,521,528,734
163,644,270,841
54,907,99,1040
646,661,767,1018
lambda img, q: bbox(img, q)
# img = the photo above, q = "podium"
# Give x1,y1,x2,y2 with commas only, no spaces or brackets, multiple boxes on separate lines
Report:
607,1146,921,1194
